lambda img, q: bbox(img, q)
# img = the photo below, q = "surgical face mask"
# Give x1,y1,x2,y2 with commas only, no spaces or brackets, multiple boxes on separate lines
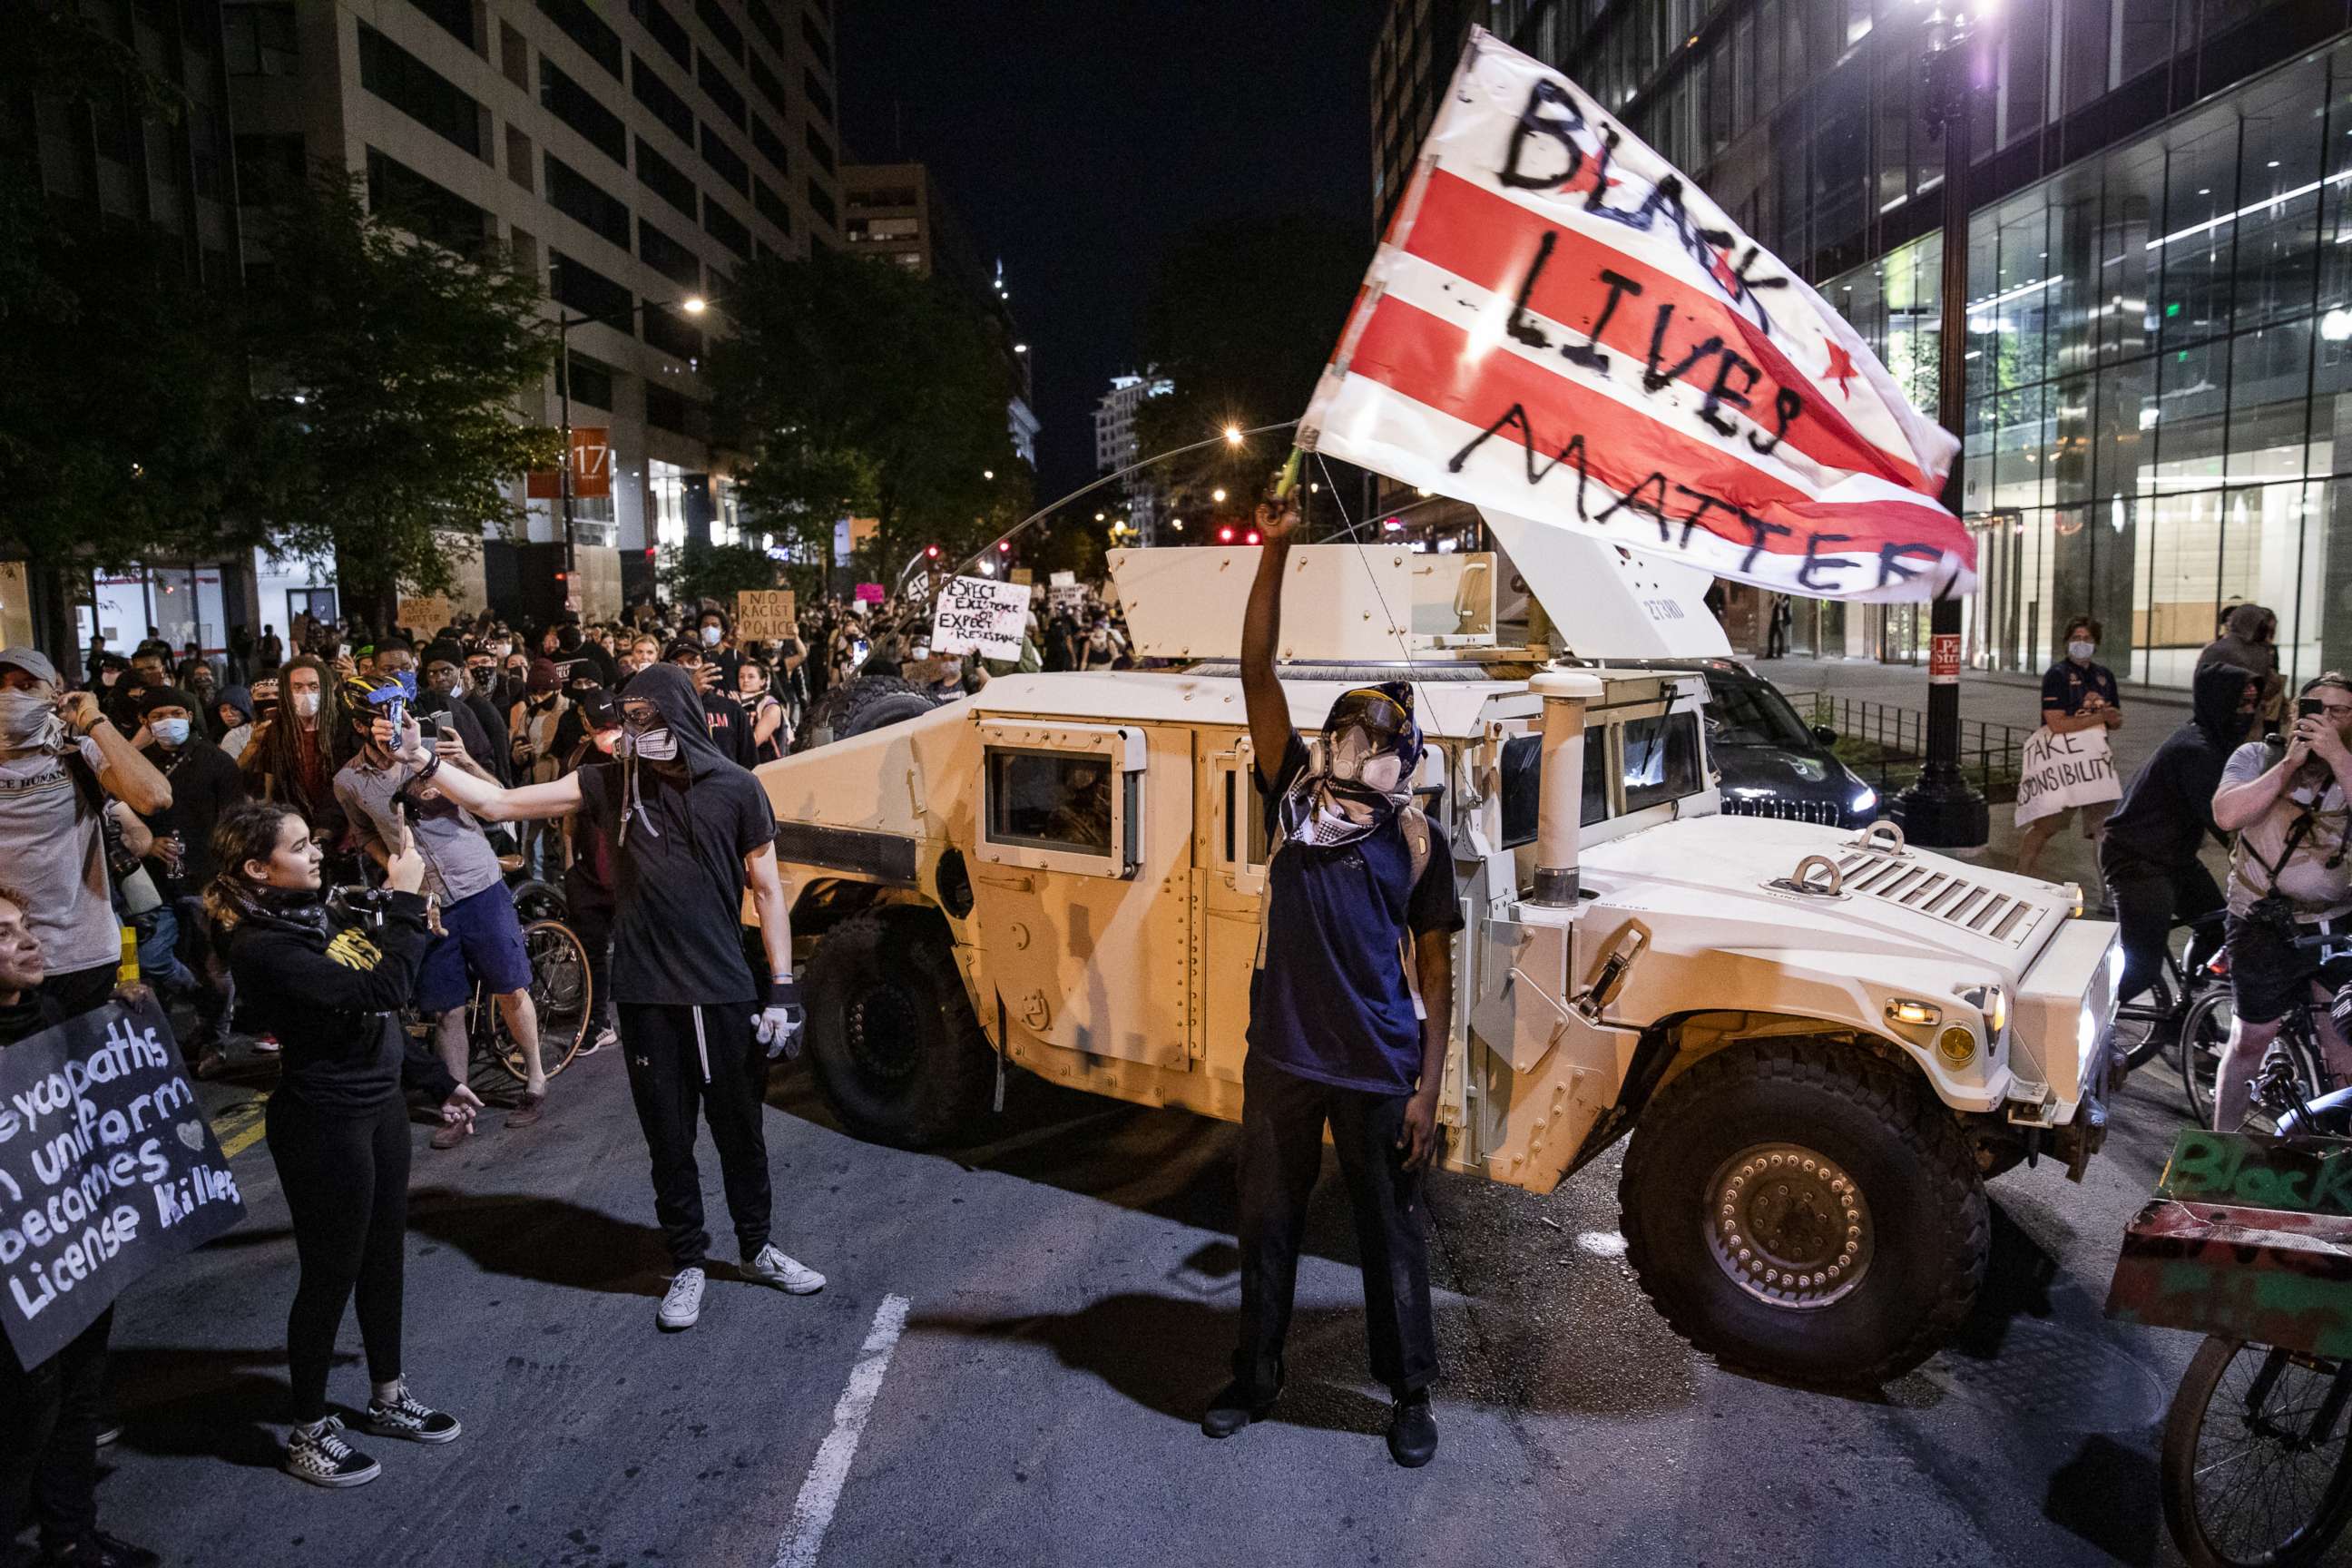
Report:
2068,640,2095,662
701,625,723,648
291,690,322,719
488,642,513,659
0,686,67,755
150,717,191,747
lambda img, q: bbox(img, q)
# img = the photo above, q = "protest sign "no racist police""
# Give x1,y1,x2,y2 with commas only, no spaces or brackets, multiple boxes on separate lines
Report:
0,997,242,1369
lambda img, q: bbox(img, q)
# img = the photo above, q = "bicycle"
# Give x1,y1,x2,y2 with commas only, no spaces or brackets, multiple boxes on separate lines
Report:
2161,1336,2352,1568
2111,909,2228,1074
2179,929,2347,1132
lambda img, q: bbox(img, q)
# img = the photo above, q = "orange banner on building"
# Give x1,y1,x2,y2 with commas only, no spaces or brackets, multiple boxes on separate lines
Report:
527,426,612,500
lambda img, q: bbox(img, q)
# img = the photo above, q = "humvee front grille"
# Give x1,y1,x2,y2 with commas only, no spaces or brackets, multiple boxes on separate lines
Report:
1724,797,1843,826
1830,850,2049,947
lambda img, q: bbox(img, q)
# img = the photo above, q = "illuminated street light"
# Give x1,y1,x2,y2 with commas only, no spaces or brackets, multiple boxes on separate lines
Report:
681,296,709,314
1014,343,1029,353
1094,512,1106,522
1222,426,1242,446
1211,488,1228,503
984,469,995,479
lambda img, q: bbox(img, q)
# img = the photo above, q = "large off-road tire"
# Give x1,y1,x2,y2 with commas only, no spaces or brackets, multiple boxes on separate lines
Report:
795,676,938,751
803,907,992,1149
1619,1036,1988,1387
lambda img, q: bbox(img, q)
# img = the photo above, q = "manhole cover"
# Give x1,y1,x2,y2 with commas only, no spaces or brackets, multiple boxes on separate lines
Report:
1922,1318,2168,1433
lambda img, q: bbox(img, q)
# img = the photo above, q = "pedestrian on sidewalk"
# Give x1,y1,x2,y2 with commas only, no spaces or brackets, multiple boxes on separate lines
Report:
2016,617,2122,880
386,663,824,1329
2201,603,2284,730
0,887,161,1568
211,803,480,1486
1201,503,1461,1469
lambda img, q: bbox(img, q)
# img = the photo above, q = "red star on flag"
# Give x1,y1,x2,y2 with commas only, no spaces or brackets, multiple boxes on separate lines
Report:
1823,342,1859,400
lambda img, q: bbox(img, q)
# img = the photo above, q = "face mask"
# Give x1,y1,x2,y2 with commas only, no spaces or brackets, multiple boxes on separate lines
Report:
291,691,322,719
629,727,679,762
2068,641,2095,662
489,642,513,658
0,687,68,755
701,626,723,648
150,717,191,747
1328,725,1406,793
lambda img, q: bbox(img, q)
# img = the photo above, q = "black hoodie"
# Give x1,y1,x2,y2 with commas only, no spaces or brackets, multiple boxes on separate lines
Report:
2102,663,2259,876
223,887,460,1112
575,663,776,1006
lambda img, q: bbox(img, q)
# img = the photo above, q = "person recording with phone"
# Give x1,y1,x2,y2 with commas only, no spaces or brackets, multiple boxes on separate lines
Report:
2208,672,2352,1128
211,802,481,1487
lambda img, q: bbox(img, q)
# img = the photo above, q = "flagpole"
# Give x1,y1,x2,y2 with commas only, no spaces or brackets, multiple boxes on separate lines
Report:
1892,7,1991,851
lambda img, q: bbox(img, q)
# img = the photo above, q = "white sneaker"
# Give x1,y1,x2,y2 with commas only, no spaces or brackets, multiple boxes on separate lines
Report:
659,1266,706,1330
744,1244,825,1295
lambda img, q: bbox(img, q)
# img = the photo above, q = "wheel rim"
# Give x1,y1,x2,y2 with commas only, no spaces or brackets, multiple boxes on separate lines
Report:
2188,1345,2352,1563
1705,1142,1874,1308
495,922,591,1080
846,979,924,1086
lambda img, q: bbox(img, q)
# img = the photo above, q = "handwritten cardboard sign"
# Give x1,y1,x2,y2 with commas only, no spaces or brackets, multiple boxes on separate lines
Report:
929,576,1030,660
396,596,452,634
0,997,244,1369
734,590,798,642
2014,725,2121,828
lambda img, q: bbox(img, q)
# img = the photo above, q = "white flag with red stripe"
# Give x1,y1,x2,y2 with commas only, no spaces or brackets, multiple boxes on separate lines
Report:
1302,28,1971,603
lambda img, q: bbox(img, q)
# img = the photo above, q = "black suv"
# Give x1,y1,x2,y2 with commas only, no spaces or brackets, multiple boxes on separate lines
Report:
1584,657,1881,829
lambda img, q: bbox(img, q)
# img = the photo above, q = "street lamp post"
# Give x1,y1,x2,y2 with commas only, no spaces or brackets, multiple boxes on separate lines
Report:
1892,8,1991,850
546,264,707,614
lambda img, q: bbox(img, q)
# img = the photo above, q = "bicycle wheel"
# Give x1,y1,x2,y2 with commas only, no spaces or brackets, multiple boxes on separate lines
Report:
2116,963,2182,1071
494,918,592,1082
2181,988,2236,1127
2161,1336,2352,1568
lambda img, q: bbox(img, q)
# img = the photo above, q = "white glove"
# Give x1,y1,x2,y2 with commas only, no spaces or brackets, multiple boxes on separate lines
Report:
757,978,806,1060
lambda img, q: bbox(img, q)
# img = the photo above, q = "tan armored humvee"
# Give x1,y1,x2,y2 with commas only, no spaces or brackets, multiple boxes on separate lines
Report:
756,534,2119,1385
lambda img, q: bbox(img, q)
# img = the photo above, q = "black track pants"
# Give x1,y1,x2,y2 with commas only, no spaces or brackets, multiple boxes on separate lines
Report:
267,1093,410,1423
1230,1052,1439,1402
2101,843,2224,1007
618,1003,771,1269
0,1309,111,1547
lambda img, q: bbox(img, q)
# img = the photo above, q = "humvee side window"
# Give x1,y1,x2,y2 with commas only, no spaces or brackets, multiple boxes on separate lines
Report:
986,749,1116,855
1498,731,1608,848
1622,711,1701,814
1221,769,1270,867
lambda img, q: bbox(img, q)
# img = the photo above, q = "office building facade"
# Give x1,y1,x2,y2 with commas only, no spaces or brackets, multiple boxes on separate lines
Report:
1378,0,2351,691
17,0,843,646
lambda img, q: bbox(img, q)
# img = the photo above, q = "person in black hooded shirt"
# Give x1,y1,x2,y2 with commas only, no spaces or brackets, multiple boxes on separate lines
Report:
2098,662,2261,1007
389,662,826,1331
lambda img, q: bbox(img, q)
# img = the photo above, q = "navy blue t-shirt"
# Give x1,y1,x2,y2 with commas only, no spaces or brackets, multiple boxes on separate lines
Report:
2042,659,2120,718
1248,736,1465,1095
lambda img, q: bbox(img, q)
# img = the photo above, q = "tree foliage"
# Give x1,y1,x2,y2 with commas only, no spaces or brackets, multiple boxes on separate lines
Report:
1132,211,1370,527
240,172,559,628
660,541,782,609
710,247,1031,581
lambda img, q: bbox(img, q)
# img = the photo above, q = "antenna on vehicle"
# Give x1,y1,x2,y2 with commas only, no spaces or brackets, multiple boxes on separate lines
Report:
1312,449,1426,682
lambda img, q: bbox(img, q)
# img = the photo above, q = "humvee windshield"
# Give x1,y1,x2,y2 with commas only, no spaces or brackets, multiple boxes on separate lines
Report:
986,748,1115,854
1499,709,1706,848
1623,711,1702,812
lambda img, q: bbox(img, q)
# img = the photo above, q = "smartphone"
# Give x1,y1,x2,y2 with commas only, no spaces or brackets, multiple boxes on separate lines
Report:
2301,698,2326,720
435,716,460,744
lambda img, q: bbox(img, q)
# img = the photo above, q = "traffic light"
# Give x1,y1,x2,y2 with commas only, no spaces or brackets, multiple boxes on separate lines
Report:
1245,531,1261,545
996,540,1011,554
925,544,941,560
1217,525,1235,544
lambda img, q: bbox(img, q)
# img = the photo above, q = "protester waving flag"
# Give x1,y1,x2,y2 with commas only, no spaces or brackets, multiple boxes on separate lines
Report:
1301,27,1971,603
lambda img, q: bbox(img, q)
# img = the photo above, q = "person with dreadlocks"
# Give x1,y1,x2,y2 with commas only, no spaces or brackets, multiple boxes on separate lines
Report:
1199,503,1463,1468
387,662,822,1329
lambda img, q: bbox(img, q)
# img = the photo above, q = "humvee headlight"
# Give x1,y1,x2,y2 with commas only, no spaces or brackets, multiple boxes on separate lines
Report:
1886,998,1941,1027
1936,1024,1977,1067
2063,882,2085,918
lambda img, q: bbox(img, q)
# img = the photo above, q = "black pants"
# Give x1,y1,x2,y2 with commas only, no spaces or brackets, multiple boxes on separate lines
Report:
266,1093,410,1422
37,961,118,1022
0,1309,111,1549
619,1003,771,1269
1231,1053,1438,1401
567,892,615,1032
2101,843,2224,1007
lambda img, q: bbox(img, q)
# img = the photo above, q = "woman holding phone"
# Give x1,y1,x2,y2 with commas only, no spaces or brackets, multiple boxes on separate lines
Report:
209,801,483,1487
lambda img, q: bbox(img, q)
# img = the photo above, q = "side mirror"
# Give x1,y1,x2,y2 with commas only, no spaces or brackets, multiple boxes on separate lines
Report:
1812,725,1839,747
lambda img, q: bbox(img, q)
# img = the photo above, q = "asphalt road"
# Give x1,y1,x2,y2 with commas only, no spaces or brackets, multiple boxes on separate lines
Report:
69,1037,2224,1568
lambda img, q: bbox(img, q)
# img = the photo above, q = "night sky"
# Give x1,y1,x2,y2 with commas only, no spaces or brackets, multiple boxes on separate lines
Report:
834,1,1387,500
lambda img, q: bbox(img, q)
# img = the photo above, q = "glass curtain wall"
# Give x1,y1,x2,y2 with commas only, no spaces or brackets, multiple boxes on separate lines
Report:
1824,39,2352,690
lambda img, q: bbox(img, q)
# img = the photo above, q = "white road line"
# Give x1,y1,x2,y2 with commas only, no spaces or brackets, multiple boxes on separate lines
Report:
774,1293,912,1568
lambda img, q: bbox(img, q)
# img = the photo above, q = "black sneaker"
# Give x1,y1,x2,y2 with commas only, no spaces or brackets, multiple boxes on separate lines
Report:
1200,1380,1279,1438
281,1416,380,1487
36,1531,160,1568
1387,1391,1438,1467
362,1387,462,1444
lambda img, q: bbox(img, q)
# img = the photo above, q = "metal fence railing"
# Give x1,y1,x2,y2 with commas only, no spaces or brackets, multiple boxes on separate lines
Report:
1779,691,2029,800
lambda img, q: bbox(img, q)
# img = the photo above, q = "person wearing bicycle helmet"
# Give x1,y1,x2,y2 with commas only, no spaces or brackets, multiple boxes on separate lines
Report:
329,671,554,1140
2210,671,2352,1128
1200,503,1462,1469
210,800,481,1487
